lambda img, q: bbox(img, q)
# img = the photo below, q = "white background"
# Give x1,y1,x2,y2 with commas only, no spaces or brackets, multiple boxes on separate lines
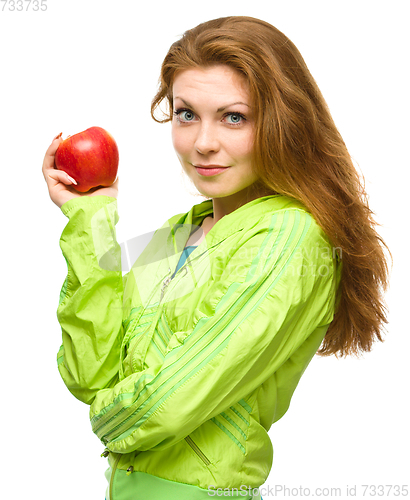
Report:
1,0,408,498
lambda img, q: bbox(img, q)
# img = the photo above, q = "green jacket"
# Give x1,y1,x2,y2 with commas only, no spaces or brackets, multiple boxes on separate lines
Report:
56,194,342,500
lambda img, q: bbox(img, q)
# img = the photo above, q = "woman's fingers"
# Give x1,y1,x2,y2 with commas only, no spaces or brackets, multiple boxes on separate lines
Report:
42,133,82,208
52,132,63,141
42,133,78,186
47,167,77,187
42,133,63,178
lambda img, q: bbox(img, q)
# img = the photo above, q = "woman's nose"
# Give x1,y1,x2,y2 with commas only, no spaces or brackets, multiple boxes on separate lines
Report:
194,123,220,155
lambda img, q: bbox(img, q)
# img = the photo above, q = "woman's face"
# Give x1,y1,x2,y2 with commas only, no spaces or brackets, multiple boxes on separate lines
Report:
171,65,260,208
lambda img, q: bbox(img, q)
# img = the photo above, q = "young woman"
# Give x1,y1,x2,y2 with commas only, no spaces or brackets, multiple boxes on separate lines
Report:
42,16,391,500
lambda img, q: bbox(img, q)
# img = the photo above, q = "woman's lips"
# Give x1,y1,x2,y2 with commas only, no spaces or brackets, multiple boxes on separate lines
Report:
194,165,230,176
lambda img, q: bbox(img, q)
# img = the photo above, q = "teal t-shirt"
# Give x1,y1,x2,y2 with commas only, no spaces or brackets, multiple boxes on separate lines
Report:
173,245,197,277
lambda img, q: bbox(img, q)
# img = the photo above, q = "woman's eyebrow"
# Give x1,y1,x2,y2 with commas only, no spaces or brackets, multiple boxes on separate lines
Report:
217,102,250,112
174,97,250,112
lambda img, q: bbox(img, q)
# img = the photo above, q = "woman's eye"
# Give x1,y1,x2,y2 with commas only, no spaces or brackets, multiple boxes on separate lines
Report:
181,111,195,121
225,113,245,125
174,109,196,122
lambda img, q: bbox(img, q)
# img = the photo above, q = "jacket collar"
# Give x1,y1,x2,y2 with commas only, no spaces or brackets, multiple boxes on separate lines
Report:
166,194,306,255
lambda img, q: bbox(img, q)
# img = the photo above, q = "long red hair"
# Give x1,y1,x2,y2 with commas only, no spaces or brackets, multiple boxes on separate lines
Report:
151,16,392,358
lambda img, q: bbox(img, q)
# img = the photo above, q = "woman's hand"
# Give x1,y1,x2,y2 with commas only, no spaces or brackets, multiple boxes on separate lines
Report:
42,132,119,209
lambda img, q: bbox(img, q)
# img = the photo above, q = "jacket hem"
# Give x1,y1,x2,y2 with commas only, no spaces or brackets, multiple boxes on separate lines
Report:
108,466,262,499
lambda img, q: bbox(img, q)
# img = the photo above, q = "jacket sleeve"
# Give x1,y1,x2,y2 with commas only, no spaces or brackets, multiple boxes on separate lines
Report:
89,209,340,453
56,195,124,405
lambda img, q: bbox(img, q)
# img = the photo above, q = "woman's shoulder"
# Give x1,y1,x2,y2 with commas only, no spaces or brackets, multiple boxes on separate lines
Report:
247,195,317,231
249,197,336,260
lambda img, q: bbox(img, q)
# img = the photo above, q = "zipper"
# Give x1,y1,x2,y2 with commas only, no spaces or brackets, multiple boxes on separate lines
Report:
109,453,121,500
127,267,172,366
159,268,173,303
128,332,147,371
130,246,211,372
160,240,213,305
119,266,172,373
185,435,211,466
130,260,192,363
159,254,197,303
102,449,142,499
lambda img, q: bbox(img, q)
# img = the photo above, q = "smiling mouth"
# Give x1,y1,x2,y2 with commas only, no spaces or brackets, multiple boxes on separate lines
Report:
194,165,228,169
194,165,230,177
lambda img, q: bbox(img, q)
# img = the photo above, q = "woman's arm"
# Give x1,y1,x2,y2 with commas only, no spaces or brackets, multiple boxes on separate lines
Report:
89,209,341,453
56,195,125,404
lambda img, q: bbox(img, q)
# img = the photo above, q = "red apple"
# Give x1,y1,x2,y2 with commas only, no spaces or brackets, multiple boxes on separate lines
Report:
55,126,119,192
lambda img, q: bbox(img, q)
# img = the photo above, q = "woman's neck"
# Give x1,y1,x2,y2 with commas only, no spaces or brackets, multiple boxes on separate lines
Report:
210,183,272,225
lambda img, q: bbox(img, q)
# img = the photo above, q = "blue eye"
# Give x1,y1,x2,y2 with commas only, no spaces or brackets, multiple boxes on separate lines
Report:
174,108,196,122
182,111,195,121
225,113,245,125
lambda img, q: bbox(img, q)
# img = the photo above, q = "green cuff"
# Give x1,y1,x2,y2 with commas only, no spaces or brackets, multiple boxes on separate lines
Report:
61,195,117,218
